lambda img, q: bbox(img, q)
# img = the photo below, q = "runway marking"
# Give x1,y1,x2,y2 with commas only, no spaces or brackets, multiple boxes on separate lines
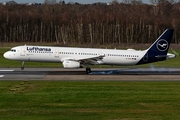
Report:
0,70,14,78
0,70,14,71
0,75,4,77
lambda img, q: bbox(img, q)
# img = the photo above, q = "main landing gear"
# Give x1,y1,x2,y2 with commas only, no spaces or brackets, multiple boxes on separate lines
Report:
86,67,91,74
21,61,24,70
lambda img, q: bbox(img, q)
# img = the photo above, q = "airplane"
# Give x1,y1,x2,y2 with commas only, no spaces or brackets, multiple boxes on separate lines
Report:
3,29,175,74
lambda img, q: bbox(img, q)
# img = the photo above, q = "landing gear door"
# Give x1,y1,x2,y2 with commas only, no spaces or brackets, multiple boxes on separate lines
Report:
20,47,26,56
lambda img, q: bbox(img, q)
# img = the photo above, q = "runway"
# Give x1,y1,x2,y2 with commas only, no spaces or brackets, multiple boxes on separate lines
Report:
0,68,180,81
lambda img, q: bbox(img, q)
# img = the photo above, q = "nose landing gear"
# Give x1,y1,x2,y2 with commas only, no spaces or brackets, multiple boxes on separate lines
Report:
21,61,24,70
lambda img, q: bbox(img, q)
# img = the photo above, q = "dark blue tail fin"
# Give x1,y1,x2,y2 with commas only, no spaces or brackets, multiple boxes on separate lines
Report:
137,29,174,65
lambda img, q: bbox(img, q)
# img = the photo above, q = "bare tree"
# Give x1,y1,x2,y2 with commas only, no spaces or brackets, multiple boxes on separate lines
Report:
44,0,57,4
0,3,179,45
110,0,120,5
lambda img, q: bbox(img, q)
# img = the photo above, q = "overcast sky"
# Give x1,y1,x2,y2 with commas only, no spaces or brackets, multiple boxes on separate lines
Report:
0,0,150,4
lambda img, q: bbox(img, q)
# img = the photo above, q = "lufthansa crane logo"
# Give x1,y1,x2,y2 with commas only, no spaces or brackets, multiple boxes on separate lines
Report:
156,39,168,51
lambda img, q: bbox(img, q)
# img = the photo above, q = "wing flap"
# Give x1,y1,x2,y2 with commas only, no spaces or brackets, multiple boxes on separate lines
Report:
61,54,105,65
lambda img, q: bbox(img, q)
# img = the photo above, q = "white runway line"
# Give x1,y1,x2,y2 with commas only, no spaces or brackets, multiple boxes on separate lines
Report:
0,70,14,71
0,70,14,78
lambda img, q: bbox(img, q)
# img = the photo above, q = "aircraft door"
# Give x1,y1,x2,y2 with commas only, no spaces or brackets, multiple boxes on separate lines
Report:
55,49,59,58
20,47,26,56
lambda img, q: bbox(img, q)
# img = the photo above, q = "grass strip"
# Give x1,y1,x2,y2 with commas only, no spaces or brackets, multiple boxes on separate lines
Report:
0,81,180,120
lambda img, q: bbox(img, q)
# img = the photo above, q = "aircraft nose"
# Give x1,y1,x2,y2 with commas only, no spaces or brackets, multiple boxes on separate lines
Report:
3,52,10,59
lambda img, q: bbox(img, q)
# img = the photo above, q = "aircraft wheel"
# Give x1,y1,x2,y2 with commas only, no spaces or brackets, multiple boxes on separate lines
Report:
21,67,24,70
86,67,91,74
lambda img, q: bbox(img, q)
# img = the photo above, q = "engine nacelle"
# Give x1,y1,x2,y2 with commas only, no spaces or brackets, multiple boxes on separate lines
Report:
62,61,80,68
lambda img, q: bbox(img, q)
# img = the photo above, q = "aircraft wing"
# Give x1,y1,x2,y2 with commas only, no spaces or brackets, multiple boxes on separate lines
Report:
61,54,105,65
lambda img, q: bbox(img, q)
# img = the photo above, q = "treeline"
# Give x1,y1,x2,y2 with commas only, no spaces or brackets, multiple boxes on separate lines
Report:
0,1,180,46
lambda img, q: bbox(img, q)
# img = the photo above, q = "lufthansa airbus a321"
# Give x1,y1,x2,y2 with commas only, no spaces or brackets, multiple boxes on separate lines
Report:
4,29,175,74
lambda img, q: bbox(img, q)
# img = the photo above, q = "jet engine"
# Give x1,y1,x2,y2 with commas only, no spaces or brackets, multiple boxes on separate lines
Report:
62,61,81,68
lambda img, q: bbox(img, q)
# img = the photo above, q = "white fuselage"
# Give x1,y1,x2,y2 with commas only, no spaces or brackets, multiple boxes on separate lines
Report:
4,45,146,66
3,29,176,72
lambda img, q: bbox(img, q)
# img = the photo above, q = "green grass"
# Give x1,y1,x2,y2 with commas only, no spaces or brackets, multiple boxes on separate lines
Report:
0,48,180,68
0,81,180,120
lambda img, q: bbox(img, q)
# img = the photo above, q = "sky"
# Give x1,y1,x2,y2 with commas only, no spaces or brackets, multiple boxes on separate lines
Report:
0,0,150,4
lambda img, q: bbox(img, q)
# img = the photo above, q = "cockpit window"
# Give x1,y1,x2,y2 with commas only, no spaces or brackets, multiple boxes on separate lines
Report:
10,49,16,52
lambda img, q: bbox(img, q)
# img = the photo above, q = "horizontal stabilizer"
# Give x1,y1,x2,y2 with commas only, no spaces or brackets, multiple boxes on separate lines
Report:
155,53,176,59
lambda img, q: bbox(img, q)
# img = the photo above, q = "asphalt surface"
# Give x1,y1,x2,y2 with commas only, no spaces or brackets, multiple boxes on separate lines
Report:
0,68,180,81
